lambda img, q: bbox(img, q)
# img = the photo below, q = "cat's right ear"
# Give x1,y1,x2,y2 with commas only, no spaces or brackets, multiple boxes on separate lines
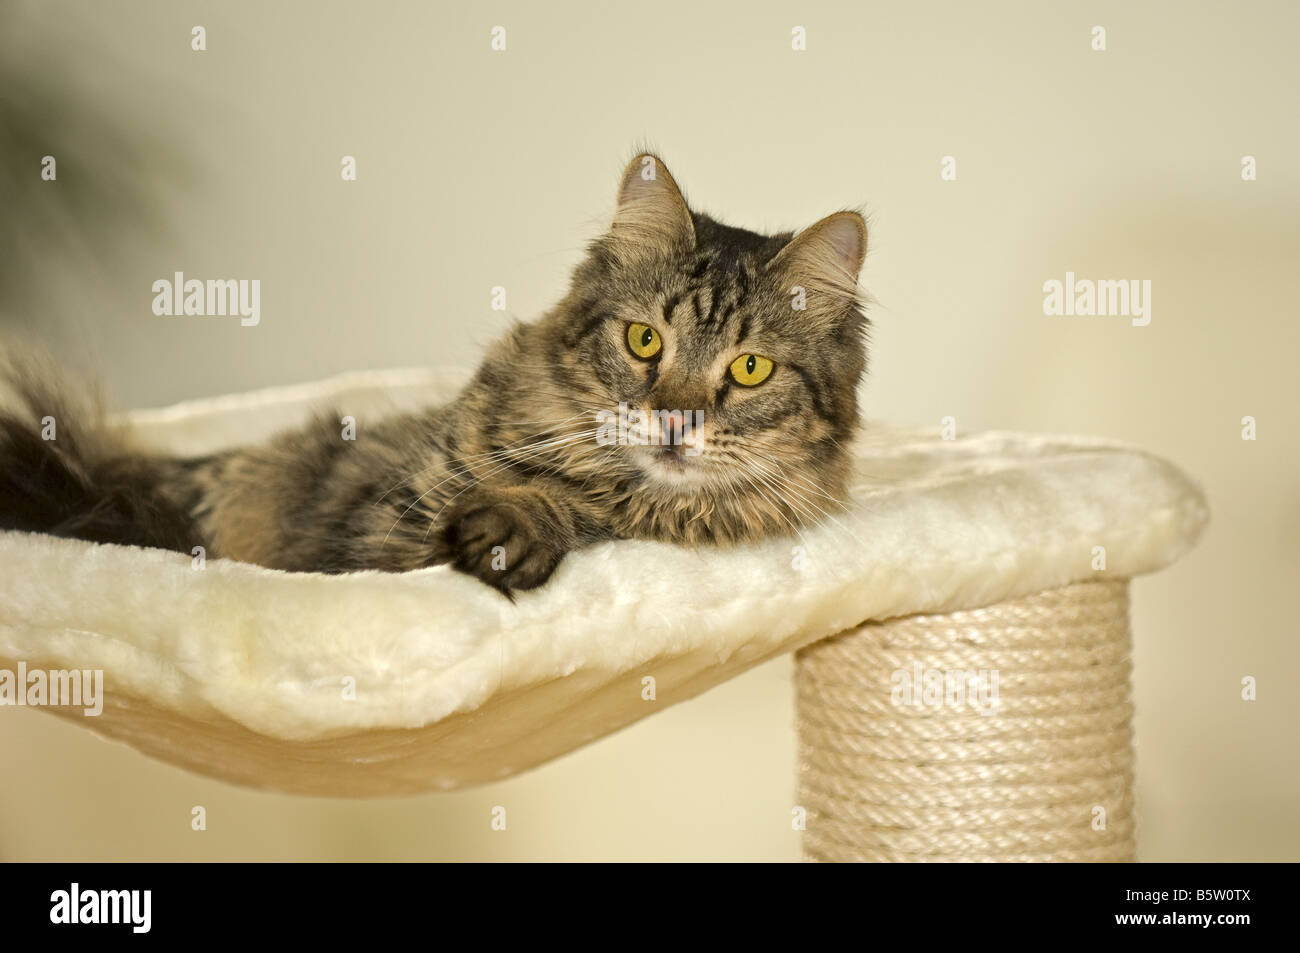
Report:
765,211,867,310
608,154,696,258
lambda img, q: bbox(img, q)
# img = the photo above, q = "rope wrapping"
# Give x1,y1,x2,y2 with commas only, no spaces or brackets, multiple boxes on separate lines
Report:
796,580,1136,862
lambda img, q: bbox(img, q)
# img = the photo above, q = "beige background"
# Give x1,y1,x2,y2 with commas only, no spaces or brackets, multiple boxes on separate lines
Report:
0,0,1296,860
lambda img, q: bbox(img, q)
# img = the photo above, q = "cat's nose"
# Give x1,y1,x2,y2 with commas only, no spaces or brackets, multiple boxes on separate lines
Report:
659,410,686,445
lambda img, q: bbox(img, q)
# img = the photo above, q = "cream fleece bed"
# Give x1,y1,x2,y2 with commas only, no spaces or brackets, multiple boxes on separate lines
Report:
0,369,1209,795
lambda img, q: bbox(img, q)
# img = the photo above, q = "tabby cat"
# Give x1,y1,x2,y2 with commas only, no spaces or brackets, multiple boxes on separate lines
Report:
0,154,869,594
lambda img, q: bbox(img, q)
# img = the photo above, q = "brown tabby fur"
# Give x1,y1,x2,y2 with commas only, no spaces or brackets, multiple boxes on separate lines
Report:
0,154,869,594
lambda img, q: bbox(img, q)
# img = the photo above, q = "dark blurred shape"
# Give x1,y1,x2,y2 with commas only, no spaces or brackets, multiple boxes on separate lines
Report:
0,3,192,325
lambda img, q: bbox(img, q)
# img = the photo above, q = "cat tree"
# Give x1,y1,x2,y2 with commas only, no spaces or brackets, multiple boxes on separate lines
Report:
0,369,1207,861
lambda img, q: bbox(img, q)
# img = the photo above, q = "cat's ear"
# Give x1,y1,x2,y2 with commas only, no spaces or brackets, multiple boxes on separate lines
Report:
766,211,867,307
609,154,695,256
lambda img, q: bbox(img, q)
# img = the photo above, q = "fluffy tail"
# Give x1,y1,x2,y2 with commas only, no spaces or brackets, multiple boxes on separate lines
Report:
0,353,200,553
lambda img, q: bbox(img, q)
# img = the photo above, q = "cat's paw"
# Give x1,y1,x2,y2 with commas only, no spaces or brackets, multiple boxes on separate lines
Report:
437,496,565,594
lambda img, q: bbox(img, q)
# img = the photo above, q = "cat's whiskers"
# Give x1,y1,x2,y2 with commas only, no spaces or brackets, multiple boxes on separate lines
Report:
380,428,601,548
744,453,848,517
730,434,849,506
373,412,601,504
740,450,866,551
733,468,806,543
740,461,812,531
744,459,835,538
415,430,607,545
576,444,628,494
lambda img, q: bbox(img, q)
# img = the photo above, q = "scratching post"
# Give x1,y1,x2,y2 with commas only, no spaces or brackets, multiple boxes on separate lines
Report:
796,579,1136,862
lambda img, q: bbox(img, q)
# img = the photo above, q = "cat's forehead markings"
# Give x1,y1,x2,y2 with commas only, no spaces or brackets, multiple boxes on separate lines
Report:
659,251,760,340
735,260,752,299
701,285,730,330
735,312,752,346
662,292,682,324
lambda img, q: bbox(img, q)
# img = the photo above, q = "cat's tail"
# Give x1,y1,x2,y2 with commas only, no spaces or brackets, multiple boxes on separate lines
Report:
0,350,201,553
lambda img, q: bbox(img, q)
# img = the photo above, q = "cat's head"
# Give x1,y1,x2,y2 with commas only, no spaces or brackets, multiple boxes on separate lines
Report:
542,153,869,542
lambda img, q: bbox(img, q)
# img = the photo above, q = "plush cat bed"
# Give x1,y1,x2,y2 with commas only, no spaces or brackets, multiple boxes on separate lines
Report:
0,369,1208,795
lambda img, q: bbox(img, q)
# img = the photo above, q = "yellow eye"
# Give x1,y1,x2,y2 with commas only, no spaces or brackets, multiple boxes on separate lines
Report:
626,323,662,359
729,353,774,386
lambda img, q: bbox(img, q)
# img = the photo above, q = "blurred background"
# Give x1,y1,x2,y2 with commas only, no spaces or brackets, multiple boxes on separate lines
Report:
0,0,1296,860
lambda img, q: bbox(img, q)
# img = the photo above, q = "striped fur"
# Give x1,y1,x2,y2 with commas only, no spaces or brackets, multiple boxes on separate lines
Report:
0,154,869,594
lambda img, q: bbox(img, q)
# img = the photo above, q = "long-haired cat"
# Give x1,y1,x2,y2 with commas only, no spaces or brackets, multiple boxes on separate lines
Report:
0,154,868,594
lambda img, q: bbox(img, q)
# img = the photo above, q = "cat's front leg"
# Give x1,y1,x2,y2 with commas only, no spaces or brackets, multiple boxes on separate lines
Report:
435,484,589,594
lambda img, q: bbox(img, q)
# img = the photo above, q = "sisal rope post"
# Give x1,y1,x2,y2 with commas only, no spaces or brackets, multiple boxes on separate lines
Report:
796,579,1136,862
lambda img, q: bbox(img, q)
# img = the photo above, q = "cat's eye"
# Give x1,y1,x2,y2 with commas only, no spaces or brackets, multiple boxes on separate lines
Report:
729,353,774,387
626,323,662,359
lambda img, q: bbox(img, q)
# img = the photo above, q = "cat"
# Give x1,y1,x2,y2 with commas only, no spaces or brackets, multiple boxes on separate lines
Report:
0,153,869,594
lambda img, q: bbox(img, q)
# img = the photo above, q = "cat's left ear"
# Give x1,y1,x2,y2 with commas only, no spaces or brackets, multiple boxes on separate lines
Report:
609,154,696,257
766,211,867,307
